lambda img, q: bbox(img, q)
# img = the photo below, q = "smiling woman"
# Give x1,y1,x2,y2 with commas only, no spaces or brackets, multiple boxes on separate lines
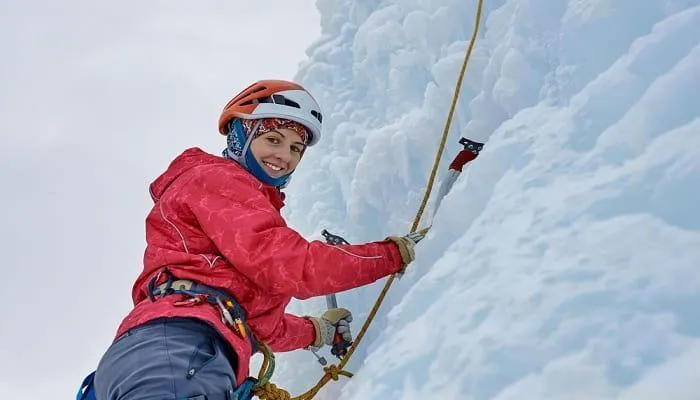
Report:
74,78,420,400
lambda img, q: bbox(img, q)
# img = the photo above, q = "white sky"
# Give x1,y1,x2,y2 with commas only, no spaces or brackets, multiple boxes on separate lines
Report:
0,1,320,397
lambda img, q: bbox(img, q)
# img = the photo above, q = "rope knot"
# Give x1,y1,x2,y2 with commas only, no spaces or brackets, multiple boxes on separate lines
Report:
324,365,341,381
253,382,291,400
323,364,354,382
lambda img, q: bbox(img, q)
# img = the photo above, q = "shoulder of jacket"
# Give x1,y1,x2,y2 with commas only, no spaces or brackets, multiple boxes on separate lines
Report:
185,162,264,193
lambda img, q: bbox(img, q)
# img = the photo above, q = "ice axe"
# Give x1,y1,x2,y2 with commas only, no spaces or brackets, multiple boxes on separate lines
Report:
307,229,353,366
321,229,354,360
432,137,483,214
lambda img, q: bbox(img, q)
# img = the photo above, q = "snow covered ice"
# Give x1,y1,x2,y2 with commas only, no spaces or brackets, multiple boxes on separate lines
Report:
275,1,700,399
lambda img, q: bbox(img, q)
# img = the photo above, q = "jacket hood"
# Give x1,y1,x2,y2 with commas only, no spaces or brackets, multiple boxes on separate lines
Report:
149,148,222,201
149,147,286,210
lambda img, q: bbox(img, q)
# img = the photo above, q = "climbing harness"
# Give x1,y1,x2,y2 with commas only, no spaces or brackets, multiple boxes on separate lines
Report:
147,269,280,399
75,269,276,400
147,268,258,352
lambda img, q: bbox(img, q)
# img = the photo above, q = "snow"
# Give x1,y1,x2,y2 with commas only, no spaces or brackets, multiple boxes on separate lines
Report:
276,1,700,399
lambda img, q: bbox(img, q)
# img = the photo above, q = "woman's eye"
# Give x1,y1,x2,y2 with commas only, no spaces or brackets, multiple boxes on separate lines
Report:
267,137,280,144
291,145,302,153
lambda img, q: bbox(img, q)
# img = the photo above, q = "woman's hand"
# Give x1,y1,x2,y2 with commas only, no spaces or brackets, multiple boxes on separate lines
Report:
307,308,353,350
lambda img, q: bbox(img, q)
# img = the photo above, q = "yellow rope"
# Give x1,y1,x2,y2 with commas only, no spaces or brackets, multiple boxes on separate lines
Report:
409,0,483,232
254,1,485,398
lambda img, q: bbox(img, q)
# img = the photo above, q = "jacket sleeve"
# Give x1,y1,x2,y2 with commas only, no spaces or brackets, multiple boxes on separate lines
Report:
183,165,404,299
258,313,316,352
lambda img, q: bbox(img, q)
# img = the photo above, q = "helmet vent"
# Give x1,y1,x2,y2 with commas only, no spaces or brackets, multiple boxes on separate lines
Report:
311,110,323,123
240,86,267,100
270,94,300,109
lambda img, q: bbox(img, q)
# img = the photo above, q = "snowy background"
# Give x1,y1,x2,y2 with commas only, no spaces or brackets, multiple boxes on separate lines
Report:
281,1,700,399
3,0,700,399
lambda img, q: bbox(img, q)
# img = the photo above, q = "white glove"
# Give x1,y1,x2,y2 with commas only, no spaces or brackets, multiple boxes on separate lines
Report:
307,308,353,349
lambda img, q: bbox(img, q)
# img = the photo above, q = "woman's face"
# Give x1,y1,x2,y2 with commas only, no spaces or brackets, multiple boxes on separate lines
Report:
249,128,306,178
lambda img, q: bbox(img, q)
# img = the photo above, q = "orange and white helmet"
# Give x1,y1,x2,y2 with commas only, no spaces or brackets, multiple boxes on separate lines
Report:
218,80,323,146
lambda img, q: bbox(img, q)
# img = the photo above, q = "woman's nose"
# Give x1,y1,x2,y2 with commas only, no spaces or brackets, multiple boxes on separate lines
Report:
273,149,292,163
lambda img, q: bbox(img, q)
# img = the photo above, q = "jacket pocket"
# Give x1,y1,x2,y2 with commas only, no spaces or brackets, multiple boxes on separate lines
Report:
185,336,219,379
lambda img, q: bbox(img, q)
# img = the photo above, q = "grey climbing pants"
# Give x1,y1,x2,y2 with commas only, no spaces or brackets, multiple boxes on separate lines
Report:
94,317,239,400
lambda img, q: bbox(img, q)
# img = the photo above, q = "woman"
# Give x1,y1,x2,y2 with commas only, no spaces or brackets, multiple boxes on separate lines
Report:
87,80,422,400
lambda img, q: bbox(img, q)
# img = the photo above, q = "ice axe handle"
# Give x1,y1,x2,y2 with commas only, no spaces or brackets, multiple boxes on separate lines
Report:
321,229,348,311
322,229,353,359
326,293,338,309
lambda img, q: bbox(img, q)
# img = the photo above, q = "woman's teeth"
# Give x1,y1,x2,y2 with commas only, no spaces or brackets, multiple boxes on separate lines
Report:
264,161,283,172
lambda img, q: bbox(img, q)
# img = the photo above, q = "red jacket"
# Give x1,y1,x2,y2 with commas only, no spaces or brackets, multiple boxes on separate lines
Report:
116,147,403,384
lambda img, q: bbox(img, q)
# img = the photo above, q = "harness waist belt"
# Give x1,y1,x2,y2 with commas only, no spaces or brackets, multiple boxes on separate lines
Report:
147,269,258,353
